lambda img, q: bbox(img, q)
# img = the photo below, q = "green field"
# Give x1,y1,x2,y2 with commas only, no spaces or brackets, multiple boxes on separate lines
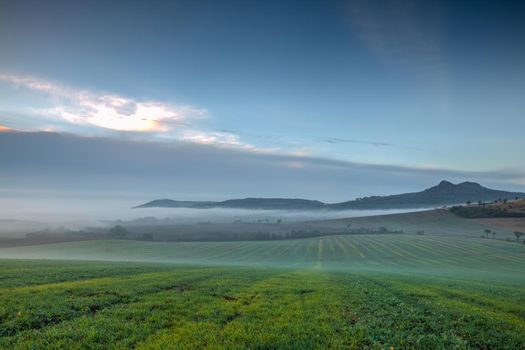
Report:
1,234,524,279
1,232,525,349
1,259,525,349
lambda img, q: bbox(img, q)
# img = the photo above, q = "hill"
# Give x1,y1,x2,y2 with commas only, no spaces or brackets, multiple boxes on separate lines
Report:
136,197,326,209
134,199,218,209
450,198,525,218
136,180,525,210
331,180,525,209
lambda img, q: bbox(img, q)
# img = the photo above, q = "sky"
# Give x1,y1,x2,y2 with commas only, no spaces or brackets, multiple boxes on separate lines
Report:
1,0,525,201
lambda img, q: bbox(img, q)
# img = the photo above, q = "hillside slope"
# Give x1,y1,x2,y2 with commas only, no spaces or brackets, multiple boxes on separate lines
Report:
331,181,525,209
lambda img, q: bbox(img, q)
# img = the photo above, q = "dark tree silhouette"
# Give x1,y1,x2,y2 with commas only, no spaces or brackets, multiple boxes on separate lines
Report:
141,233,154,241
108,225,127,238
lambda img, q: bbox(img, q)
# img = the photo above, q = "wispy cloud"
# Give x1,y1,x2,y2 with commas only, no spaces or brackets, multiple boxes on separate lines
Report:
345,0,452,115
345,0,448,81
180,130,243,147
314,136,392,147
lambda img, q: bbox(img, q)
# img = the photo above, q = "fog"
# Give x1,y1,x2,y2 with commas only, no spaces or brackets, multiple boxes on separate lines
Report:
0,195,428,237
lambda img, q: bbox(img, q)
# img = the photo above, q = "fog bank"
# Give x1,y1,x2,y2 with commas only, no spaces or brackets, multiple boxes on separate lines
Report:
0,195,428,236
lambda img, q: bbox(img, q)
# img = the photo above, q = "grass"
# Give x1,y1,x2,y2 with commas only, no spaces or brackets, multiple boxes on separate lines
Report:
0,260,525,349
1,232,525,348
1,233,524,280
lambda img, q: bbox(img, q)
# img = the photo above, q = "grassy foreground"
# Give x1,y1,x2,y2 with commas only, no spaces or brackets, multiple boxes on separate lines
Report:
1,259,525,349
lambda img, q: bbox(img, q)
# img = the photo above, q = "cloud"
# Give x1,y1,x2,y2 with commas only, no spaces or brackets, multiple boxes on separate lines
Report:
180,130,247,148
0,73,398,160
0,124,11,132
3,72,285,159
0,73,207,133
0,74,59,93
0,74,420,157
1,131,524,201
313,136,392,147
1,73,281,153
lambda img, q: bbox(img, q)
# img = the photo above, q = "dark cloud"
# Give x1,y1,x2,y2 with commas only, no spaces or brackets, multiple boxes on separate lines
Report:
0,131,523,202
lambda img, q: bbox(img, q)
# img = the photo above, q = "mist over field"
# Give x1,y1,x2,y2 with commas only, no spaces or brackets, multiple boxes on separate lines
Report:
0,195,426,236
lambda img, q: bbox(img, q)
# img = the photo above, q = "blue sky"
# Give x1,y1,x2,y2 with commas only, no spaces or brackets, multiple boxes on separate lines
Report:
1,0,525,199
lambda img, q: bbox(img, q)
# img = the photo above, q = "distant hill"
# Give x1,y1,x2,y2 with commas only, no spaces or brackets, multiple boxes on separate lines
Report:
135,198,326,210
135,199,218,209
330,181,525,209
136,181,525,210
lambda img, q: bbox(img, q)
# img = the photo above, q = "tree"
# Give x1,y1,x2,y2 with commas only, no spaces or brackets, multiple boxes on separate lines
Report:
108,225,127,238
141,233,154,241
417,230,425,235
483,229,492,238
514,231,524,242
492,231,496,239
466,200,471,205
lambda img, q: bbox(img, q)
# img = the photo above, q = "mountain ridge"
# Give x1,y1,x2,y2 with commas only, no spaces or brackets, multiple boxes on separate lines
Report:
135,181,525,210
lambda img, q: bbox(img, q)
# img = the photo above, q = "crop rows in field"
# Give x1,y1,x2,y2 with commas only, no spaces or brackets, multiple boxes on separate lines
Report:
1,234,524,278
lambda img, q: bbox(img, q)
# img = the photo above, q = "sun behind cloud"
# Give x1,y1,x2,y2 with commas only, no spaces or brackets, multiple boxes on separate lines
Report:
0,74,270,152
0,74,207,134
